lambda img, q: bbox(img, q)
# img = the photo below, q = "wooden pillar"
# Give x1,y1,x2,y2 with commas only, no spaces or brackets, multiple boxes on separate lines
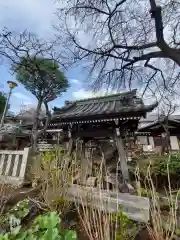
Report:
149,136,154,148
79,140,86,183
68,138,74,156
113,128,130,182
60,137,75,184
57,132,60,145
86,142,93,177
64,129,75,173
79,140,93,184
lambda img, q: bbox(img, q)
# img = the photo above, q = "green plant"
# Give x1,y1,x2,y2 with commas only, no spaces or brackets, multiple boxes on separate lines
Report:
0,212,77,240
135,153,180,178
0,199,30,235
114,210,138,240
0,92,7,115
152,154,180,177
9,199,29,220
33,150,74,216
134,162,180,240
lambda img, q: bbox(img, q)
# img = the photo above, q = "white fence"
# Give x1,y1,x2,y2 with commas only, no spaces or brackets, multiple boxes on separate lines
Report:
0,148,30,185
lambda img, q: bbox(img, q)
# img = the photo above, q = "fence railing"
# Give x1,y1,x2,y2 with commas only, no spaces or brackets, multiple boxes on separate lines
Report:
0,148,30,185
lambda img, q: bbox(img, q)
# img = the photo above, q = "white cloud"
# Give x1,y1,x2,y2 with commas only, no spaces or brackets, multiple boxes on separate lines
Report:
13,92,31,101
0,0,60,37
72,88,117,99
70,79,81,85
73,89,94,99
12,92,34,105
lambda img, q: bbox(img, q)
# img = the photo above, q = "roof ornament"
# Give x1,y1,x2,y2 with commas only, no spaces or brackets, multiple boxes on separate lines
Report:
64,100,73,106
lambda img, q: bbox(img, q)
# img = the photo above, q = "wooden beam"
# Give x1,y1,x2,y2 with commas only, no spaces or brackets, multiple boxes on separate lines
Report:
78,141,93,184
68,138,75,156
113,129,130,182
46,129,62,132
79,141,87,183
65,184,150,223
73,129,113,139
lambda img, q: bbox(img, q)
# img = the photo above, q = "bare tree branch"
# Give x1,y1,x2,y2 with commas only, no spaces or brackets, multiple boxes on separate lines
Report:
55,0,180,97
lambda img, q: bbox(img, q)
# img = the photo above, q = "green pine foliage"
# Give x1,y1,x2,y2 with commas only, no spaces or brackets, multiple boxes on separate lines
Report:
0,92,7,115
14,56,69,102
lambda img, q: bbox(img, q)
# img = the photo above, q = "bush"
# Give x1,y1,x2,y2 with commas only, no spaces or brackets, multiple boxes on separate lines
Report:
152,154,180,177
135,153,180,178
0,211,77,240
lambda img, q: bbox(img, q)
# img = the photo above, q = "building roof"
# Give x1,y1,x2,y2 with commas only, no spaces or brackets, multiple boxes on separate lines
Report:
139,113,158,123
139,114,180,124
51,89,158,125
138,116,180,133
0,123,30,136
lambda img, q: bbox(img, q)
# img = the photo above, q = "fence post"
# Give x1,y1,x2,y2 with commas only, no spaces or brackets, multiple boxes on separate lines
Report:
0,154,5,175
19,148,29,179
5,154,12,176
12,154,20,177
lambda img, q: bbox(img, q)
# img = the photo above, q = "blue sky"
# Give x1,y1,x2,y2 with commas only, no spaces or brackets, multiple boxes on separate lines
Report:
0,0,100,113
0,0,162,116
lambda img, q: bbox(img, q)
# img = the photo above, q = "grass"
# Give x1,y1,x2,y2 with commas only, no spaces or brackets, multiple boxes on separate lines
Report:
135,155,180,240
24,149,180,239
1,147,180,239
31,147,141,239
0,183,15,215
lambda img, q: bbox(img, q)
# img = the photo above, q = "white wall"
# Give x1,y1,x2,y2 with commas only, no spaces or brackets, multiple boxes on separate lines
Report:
170,136,179,150
137,136,148,145
148,136,155,148
139,135,180,152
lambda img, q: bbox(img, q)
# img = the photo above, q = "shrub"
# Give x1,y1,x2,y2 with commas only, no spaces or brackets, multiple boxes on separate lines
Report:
152,154,180,177
114,210,138,240
0,211,77,240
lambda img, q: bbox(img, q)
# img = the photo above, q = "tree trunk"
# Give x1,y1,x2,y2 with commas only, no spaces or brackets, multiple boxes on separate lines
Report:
32,133,38,152
162,120,171,153
165,127,171,152
31,99,42,152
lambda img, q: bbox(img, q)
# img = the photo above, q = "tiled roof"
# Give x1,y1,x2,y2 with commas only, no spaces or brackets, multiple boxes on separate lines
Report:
139,114,158,123
138,117,180,132
51,90,158,125
139,114,180,123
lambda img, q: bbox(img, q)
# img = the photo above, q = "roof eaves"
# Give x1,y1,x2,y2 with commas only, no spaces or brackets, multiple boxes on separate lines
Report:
138,116,180,132
143,101,158,113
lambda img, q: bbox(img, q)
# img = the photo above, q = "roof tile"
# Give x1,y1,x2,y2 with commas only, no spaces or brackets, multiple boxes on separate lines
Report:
52,90,158,121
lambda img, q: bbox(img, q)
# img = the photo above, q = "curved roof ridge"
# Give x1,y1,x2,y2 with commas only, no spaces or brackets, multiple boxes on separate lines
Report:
73,89,137,103
53,89,138,113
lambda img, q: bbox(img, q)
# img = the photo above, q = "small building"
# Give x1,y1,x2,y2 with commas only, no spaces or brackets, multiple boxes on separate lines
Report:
0,107,46,150
0,122,30,150
47,89,157,182
137,116,180,152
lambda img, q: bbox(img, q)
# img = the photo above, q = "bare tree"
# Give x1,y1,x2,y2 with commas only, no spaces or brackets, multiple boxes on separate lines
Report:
157,94,179,152
56,0,180,96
